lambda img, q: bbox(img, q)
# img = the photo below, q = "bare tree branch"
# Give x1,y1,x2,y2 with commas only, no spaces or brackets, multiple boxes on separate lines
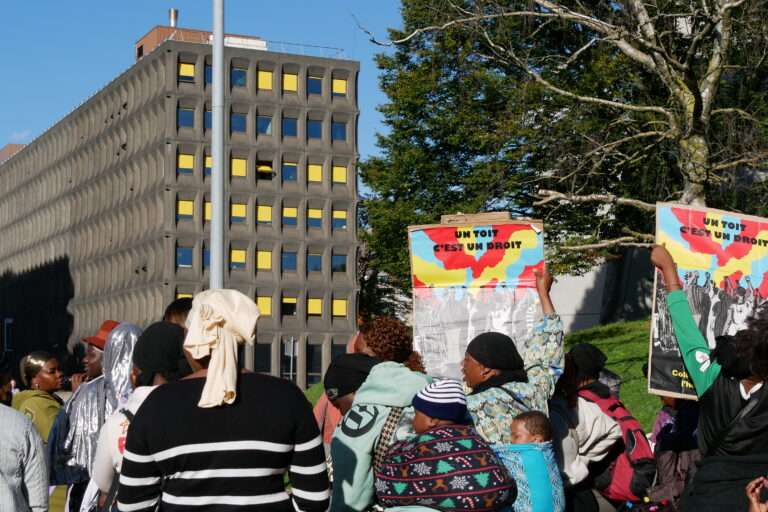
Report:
557,37,599,70
478,33,677,127
712,108,767,124
561,237,654,251
711,152,768,171
534,189,657,211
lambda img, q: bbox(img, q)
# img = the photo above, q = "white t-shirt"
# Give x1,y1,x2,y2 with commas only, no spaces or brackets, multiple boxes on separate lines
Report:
91,386,156,493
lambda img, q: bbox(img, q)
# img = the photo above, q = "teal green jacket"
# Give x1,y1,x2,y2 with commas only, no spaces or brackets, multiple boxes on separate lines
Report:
330,362,430,512
667,290,721,395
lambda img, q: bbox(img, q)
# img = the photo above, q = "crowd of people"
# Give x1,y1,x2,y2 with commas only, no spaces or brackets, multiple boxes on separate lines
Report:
1,247,767,511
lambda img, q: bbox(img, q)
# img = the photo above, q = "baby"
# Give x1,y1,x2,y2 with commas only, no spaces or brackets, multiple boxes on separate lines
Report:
511,410,552,444
491,410,565,512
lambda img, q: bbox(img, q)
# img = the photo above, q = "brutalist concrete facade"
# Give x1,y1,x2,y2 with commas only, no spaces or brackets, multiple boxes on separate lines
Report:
0,37,359,388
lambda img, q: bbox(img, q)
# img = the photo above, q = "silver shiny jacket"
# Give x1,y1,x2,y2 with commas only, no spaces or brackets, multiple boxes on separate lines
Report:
63,323,141,476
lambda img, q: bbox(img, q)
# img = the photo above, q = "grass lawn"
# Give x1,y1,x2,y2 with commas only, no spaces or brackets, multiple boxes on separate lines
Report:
305,318,659,430
565,318,658,430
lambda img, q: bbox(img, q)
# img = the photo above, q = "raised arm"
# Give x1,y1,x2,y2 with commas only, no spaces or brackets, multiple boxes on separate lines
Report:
521,267,565,405
651,246,721,395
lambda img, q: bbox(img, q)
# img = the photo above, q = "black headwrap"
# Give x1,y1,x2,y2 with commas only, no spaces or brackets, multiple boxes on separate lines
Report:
569,343,607,381
711,335,752,380
324,353,380,400
132,322,190,387
466,332,527,394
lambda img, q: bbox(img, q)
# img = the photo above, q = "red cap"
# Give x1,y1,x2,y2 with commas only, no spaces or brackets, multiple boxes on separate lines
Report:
83,320,120,350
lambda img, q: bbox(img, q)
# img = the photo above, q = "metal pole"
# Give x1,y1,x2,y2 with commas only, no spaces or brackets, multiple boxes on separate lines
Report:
210,0,225,289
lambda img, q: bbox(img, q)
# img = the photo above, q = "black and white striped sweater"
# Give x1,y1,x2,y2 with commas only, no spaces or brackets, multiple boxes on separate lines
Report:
117,373,329,511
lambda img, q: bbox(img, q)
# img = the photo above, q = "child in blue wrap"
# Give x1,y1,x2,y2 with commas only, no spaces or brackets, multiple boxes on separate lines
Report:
493,411,565,512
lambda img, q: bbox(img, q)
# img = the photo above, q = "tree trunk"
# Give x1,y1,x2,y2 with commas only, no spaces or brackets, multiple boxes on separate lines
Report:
679,134,710,206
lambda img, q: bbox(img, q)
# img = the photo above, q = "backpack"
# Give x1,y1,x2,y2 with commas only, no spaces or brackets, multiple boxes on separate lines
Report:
578,388,656,503
47,408,89,485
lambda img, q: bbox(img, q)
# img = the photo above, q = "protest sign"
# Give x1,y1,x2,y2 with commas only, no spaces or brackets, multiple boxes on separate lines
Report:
408,216,544,379
649,203,768,398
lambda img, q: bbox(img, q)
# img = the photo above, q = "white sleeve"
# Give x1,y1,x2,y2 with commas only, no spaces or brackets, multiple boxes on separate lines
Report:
576,398,621,464
92,415,119,493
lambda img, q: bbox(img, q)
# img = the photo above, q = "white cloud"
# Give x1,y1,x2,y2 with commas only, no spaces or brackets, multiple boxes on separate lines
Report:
9,129,32,143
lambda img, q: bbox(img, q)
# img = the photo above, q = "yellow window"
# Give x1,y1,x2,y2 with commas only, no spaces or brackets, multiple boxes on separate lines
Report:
283,207,298,218
283,72,298,92
257,205,272,223
258,70,273,90
308,298,323,316
177,199,194,218
231,158,247,177
332,165,347,183
231,249,247,264
257,296,272,316
177,154,194,170
332,299,348,317
308,164,323,182
231,203,247,219
204,202,212,221
283,296,298,304
308,208,322,219
257,250,272,270
205,155,212,168
333,210,347,220
178,63,195,79
176,292,194,299
332,78,347,96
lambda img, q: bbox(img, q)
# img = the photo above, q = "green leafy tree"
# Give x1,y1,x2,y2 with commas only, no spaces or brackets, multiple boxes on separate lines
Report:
360,0,768,299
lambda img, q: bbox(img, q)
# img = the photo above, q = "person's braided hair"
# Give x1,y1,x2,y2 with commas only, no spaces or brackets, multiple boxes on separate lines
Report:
360,316,425,373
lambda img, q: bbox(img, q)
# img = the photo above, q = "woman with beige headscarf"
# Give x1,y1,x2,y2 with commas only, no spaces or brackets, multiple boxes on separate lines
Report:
116,290,330,512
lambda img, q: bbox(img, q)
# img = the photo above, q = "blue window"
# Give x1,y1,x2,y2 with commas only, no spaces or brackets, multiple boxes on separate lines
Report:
231,67,247,88
231,112,246,133
176,246,193,269
283,117,298,137
255,344,271,373
332,254,347,273
204,155,212,177
307,254,322,273
177,107,194,128
332,121,346,141
307,119,322,140
282,251,297,272
204,110,212,130
282,163,298,182
257,116,272,135
203,248,210,269
204,65,212,85
308,76,322,95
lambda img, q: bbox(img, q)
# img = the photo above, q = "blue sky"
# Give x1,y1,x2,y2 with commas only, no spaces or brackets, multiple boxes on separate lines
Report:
0,1,402,160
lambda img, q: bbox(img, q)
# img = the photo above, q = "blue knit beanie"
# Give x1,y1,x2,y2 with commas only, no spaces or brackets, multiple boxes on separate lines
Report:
411,379,467,423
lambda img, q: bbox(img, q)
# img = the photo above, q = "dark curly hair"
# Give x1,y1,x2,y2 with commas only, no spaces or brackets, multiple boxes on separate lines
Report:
360,316,425,373
736,311,768,380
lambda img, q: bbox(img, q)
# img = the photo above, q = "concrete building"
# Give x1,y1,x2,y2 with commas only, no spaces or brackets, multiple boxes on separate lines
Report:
0,25,359,388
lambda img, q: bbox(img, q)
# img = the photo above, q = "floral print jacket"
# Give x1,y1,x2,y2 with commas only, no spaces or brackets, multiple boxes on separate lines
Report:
466,314,564,444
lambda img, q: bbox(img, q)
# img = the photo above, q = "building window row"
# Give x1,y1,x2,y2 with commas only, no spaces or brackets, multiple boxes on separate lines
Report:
182,106,348,142
176,245,349,274
175,152,349,184
174,288,348,321
176,198,349,231
178,61,349,99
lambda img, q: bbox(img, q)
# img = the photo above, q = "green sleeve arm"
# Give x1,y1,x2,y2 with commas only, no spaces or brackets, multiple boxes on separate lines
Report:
666,290,721,395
